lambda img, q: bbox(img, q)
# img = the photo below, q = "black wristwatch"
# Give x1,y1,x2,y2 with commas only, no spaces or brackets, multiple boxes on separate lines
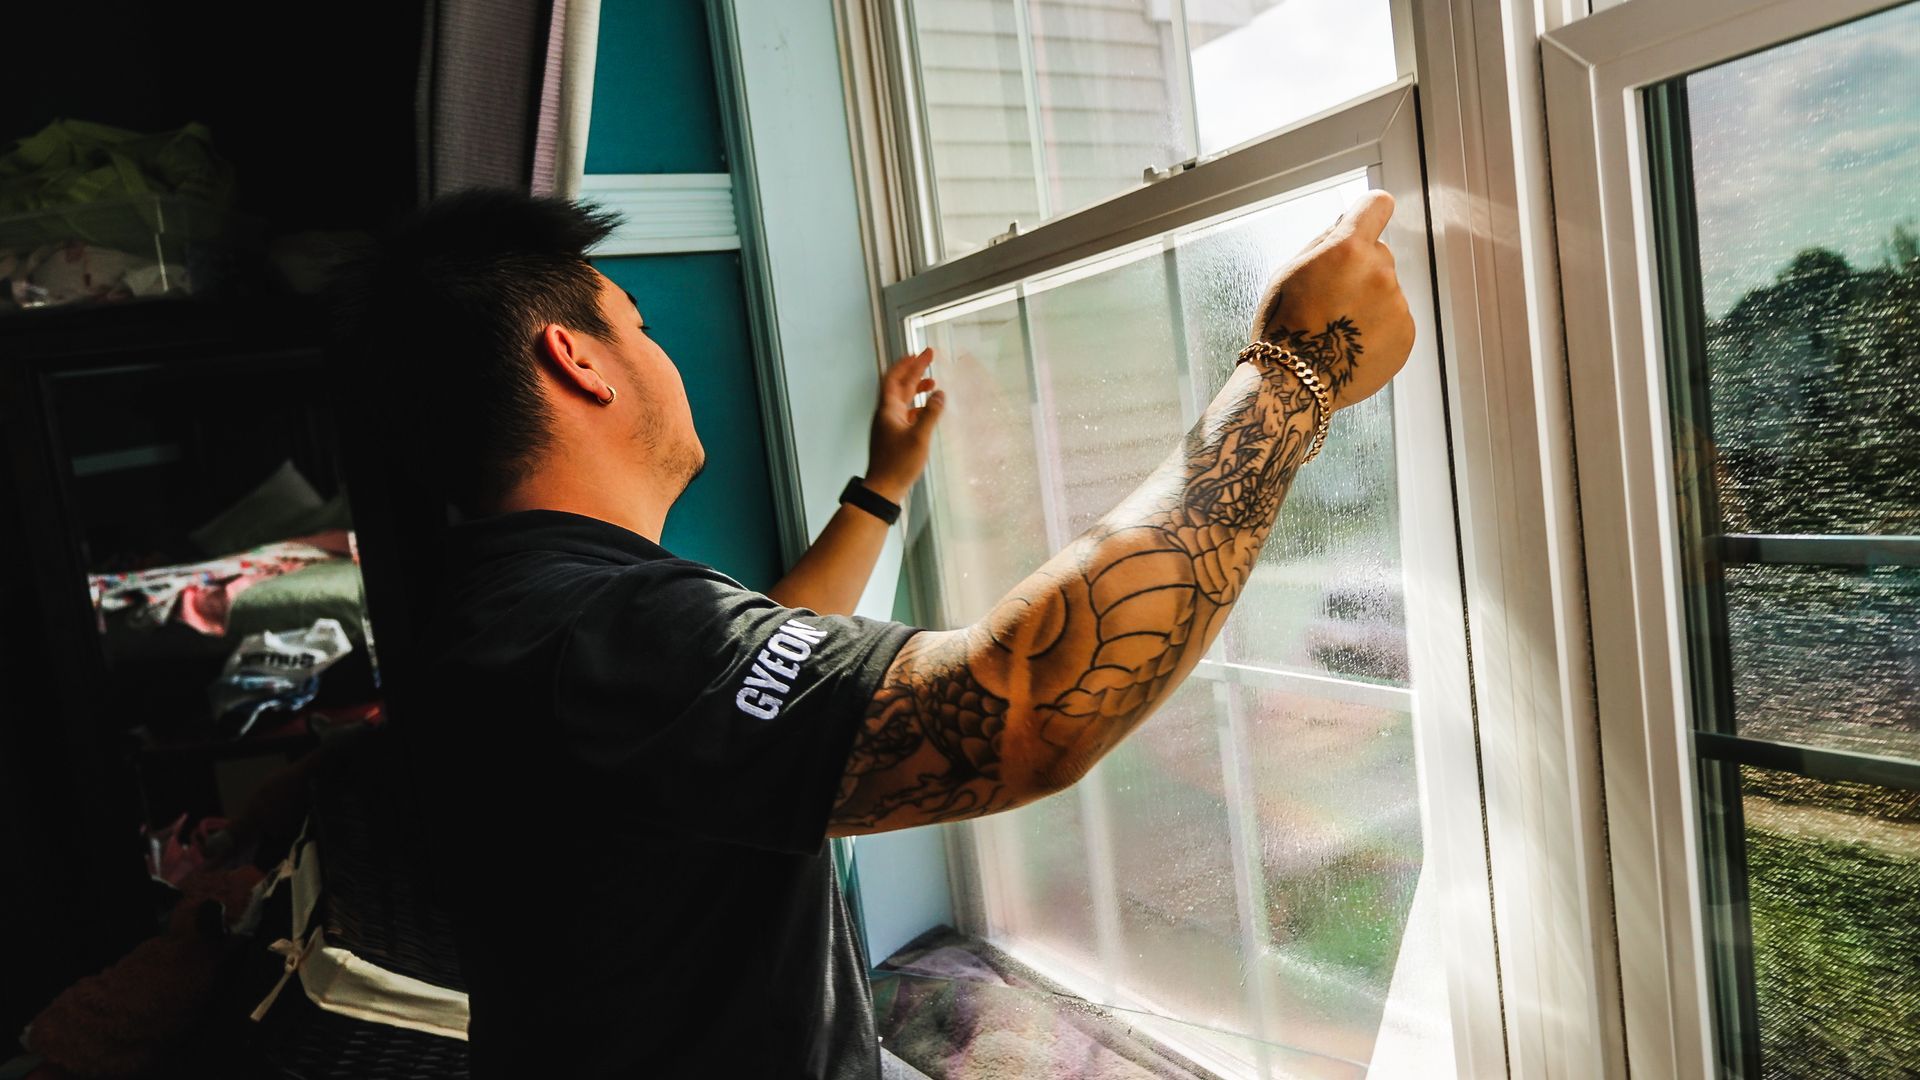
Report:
839,476,902,524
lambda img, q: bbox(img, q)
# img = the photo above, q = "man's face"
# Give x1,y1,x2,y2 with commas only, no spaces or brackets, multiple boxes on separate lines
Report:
592,271,706,494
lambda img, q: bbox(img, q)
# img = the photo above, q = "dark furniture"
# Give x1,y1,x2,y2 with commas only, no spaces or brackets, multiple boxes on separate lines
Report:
0,295,360,1030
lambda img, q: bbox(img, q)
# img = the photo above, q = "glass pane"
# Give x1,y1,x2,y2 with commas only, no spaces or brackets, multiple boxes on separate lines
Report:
1680,1,1920,536
1028,0,1186,223
1188,0,1398,155
977,783,1104,973
1175,179,1406,684
905,0,1399,260
1241,686,1421,1067
1725,564,1920,762
1738,765,1920,1077
910,293,1052,625
1098,680,1251,1036
1026,249,1186,537
906,0,1044,260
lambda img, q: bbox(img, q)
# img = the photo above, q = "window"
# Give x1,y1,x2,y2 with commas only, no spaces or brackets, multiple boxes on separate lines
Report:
1543,0,1920,1074
1647,5,1920,1074
861,1,1500,1074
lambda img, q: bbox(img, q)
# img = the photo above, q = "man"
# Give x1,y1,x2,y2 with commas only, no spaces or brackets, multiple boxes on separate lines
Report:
334,186,1412,1077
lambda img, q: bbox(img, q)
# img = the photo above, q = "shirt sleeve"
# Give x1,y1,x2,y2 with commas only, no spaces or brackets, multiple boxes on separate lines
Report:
552,560,919,854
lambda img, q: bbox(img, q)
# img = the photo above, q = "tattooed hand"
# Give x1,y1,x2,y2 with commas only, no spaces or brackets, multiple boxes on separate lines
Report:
829,193,1413,835
1252,191,1412,409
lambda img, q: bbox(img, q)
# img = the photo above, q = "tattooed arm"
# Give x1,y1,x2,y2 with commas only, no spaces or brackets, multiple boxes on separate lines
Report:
829,192,1415,835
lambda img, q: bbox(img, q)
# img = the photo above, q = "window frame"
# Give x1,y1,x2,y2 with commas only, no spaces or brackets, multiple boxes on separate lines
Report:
1540,0,1920,1075
843,2,1507,1072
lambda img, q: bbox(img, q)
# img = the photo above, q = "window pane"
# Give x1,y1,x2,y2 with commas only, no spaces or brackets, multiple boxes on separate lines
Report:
904,0,1399,259
1682,1,1920,536
911,176,1439,1069
1175,180,1406,684
912,292,1052,624
1241,687,1421,1066
978,783,1106,972
1028,0,1186,224
1726,565,1920,762
1098,680,1252,1036
1188,0,1398,155
1026,248,1186,536
1738,765,1920,1076
907,0,1044,259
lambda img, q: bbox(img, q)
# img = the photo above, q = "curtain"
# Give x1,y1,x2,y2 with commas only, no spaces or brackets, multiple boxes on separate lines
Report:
550,0,601,198
416,0,564,199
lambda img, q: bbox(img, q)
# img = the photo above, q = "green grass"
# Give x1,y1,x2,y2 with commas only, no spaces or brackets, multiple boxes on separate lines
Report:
1745,800,1920,1079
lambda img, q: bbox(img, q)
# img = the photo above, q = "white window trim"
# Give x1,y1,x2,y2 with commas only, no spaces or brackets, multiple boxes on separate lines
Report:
838,3,1509,1070
1409,0,1633,1076
1539,1,1915,1076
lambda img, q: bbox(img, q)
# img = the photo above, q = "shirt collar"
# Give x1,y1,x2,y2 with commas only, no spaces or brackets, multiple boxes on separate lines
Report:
450,509,674,566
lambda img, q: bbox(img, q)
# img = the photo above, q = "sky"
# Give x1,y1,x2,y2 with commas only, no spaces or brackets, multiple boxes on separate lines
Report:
1687,2,1920,318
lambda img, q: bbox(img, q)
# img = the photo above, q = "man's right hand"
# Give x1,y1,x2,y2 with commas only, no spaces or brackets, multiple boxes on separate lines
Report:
1250,190,1414,411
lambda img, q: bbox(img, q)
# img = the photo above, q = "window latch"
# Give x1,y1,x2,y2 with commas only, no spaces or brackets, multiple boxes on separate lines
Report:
987,221,1022,246
1142,157,1199,184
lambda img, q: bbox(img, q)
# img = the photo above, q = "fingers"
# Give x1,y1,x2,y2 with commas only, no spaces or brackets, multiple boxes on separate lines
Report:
1341,190,1395,244
886,347,933,392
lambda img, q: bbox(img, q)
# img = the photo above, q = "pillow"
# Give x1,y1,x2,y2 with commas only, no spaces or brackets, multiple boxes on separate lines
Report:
226,559,368,645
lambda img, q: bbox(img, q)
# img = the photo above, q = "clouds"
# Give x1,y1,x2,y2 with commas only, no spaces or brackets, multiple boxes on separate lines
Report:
1686,5,1920,317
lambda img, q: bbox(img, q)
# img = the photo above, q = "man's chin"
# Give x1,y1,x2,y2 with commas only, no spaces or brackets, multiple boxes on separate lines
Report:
680,452,707,492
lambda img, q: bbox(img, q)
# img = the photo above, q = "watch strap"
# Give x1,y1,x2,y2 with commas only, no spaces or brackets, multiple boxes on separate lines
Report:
839,476,902,525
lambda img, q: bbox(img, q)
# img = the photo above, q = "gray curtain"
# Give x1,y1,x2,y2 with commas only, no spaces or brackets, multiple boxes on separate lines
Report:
415,0,565,200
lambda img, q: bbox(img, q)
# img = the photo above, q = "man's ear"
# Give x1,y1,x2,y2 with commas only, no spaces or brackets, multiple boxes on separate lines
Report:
538,323,617,405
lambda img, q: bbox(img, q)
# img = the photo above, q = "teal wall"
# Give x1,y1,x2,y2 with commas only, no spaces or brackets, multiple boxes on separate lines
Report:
585,1,782,591
585,2,727,175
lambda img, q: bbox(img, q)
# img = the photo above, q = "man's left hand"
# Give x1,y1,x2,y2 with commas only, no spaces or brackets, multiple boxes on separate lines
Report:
864,348,945,503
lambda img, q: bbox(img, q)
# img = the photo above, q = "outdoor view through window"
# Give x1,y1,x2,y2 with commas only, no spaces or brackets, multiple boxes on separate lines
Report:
903,0,1397,259
1654,2,1920,1075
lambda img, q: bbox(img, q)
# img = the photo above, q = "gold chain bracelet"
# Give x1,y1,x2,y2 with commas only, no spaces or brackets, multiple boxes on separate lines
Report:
1237,340,1332,463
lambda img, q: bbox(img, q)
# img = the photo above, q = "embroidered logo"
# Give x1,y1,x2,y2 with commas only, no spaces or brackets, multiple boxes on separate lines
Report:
735,619,830,719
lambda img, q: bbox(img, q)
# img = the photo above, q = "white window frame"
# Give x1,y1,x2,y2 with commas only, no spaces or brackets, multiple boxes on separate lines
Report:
838,3,1508,1074
1539,1,1916,1076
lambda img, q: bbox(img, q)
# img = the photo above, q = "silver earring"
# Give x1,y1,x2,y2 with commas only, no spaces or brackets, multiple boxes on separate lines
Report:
598,386,618,406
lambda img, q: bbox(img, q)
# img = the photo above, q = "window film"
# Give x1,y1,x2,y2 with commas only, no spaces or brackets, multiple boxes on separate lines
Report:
901,0,1399,260
907,174,1443,1073
1648,3,1920,1074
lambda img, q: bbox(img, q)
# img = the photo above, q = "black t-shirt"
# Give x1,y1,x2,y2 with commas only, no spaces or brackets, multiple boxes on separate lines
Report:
414,510,918,1078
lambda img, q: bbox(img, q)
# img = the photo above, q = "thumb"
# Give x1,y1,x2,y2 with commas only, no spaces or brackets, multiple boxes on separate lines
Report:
914,389,948,430
1342,190,1395,243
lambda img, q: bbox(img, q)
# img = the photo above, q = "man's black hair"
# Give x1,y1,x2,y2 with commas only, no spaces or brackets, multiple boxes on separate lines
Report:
329,188,623,514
